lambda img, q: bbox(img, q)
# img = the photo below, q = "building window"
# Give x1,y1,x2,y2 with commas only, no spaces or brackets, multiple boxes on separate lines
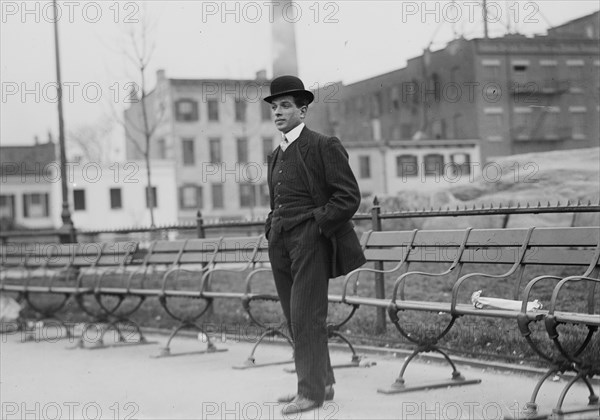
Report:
263,137,274,163
568,63,584,90
396,155,418,178
571,112,586,139
208,99,219,121
432,118,446,139
411,79,419,104
237,137,248,163
239,184,255,208
482,62,500,83
485,114,504,142
212,184,224,209
541,109,560,139
23,193,49,218
261,101,271,121
358,155,371,179
450,66,460,85
450,153,471,176
175,99,198,122
156,138,167,159
209,138,221,163
371,92,382,117
371,119,381,141
513,110,532,140
258,184,269,207
512,62,529,86
235,99,246,122
430,73,441,102
180,185,203,209
73,189,86,211
424,154,444,176
356,97,364,115
110,188,122,210
540,61,557,90
401,124,413,139
391,86,400,110
452,113,463,139
182,138,195,166
145,186,158,209
0,194,15,219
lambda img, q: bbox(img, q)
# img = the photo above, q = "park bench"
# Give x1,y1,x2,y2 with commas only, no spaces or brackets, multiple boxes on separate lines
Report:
521,271,600,419
146,235,271,359
0,241,137,341
338,226,599,418
81,235,280,362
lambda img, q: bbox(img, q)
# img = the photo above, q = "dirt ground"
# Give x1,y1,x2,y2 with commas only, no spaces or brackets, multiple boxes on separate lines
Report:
0,328,598,420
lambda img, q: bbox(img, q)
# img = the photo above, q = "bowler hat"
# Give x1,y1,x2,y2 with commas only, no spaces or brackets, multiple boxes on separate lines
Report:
264,75,314,104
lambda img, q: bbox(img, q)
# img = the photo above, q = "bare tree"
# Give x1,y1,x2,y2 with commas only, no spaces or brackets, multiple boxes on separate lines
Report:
67,116,115,163
117,7,166,228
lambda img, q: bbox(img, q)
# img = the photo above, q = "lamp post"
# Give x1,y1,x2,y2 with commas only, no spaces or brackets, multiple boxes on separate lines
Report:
53,0,75,243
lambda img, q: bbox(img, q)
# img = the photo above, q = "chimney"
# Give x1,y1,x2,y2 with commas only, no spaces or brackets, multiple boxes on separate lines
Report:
34,135,39,145
271,0,299,77
256,69,267,80
156,69,166,81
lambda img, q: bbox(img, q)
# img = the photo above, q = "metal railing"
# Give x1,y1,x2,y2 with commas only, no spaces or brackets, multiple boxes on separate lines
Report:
2,198,598,244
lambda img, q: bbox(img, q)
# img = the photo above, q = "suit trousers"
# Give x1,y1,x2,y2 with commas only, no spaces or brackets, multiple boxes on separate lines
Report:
268,217,335,403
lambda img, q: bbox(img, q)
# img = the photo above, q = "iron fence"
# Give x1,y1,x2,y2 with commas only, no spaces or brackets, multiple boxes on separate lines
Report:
1,199,598,245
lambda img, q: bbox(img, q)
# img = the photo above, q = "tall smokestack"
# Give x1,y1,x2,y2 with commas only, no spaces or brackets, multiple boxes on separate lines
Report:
271,0,299,77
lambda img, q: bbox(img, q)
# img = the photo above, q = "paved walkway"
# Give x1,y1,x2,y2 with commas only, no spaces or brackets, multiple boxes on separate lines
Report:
0,328,597,420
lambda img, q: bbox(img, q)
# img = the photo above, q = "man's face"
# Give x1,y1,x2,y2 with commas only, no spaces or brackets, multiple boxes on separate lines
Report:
270,95,307,133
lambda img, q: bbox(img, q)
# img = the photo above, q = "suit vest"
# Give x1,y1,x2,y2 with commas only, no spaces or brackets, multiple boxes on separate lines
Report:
270,140,317,234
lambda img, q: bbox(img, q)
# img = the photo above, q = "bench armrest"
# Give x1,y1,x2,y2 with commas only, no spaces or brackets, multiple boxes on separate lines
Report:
451,227,535,313
199,264,256,293
159,266,211,296
520,275,562,313
548,275,600,316
243,267,273,295
391,265,460,304
341,262,405,302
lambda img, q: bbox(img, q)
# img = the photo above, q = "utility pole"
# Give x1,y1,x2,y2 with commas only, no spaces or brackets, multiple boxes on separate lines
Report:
53,0,76,243
482,0,489,39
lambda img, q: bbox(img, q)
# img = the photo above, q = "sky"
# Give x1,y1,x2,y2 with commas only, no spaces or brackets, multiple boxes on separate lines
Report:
1,0,599,152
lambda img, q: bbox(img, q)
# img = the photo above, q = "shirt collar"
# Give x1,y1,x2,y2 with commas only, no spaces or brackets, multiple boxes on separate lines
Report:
282,122,305,145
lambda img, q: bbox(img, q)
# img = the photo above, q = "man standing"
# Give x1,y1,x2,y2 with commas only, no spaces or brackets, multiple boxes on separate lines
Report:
264,75,366,414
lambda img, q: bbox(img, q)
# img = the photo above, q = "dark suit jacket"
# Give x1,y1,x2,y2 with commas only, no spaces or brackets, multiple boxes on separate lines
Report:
265,127,366,277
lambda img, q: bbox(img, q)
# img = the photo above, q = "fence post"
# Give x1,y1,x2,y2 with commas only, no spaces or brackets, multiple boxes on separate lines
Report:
370,196,386,334
197,210,205,239
58,224,77,244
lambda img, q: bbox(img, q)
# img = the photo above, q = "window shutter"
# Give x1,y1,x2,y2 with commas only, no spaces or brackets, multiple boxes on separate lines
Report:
23,194,29,218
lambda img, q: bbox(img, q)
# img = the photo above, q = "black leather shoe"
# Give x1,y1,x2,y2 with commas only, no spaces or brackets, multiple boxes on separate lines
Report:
281,396,322,415
277,385,334,403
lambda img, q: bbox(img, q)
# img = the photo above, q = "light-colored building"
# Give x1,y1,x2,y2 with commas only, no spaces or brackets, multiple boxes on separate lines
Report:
124,70,276,222
347,140,481,197
0,141,57,229
0,140,179,230
64,160,178,230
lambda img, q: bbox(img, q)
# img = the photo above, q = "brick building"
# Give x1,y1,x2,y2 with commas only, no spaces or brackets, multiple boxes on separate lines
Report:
308,11,600,163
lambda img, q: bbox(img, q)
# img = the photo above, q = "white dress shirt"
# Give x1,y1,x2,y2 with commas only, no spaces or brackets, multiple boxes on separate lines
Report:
280,123,305,152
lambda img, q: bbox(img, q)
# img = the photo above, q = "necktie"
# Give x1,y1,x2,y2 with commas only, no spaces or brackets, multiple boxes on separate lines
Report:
281,136,289,151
